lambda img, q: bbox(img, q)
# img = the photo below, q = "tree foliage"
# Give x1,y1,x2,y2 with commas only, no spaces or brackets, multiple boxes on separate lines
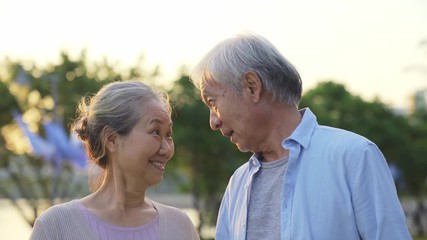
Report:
300,80,427,235
300,81,410,164
0,51,425,237
168,75,249,237
0,51,156,226
300,81,426,194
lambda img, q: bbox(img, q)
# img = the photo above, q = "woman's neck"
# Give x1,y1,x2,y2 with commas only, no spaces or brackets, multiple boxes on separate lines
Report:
96,168,149,208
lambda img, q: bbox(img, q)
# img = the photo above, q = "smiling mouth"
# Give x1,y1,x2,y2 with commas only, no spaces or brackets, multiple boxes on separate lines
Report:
149,160,165,171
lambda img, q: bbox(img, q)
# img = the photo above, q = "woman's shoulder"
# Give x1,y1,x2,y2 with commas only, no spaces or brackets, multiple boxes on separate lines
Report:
31,200,96,240
36,200,81,223
41,199,79,212
151,200,188,216
151,199,195,226
150,200,200,240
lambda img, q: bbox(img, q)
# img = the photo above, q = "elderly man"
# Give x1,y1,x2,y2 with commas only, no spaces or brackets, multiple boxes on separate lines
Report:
190,32,410,240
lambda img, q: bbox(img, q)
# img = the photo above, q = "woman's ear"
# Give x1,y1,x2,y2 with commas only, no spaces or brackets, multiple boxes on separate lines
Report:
103,126,117,152
244,71,262,103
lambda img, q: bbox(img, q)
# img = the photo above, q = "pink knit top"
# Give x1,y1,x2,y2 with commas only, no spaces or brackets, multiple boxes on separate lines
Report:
77,201,159,240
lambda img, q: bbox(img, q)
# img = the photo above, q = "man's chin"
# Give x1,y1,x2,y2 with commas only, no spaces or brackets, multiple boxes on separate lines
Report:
235,144,250,153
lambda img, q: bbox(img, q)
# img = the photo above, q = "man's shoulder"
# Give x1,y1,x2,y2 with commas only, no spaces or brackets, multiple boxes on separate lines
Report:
227,161,251,186
315,125,372,146
233,161,250,176
236,160,250,170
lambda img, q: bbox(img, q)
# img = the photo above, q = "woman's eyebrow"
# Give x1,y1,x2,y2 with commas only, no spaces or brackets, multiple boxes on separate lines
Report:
149,118,172,127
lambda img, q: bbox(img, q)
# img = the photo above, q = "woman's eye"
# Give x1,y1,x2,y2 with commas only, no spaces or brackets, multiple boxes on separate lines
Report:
152,130,161,136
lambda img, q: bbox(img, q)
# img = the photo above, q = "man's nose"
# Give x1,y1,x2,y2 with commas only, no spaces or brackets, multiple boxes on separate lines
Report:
209,110,221,130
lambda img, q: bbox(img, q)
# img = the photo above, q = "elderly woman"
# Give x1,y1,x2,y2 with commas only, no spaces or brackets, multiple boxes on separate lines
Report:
30,81,199,240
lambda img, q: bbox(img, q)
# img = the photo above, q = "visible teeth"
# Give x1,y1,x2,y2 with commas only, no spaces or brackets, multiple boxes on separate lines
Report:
150,161,164,168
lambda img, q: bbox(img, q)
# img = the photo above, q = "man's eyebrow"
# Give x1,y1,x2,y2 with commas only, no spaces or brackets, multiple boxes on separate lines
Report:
200,89,210,102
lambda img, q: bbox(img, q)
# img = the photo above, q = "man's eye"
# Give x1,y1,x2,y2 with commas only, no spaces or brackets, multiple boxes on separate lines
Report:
208,100,217,109
152,130,160,135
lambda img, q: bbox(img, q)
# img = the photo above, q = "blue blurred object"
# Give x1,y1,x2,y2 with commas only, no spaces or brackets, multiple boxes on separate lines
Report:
43,121,87,168
15,68,30,87
389,163,401,182
389,162,406,191
13,111,87,169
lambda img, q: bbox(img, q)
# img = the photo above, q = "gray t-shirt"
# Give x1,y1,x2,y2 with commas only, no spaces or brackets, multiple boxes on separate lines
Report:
246,156,289,240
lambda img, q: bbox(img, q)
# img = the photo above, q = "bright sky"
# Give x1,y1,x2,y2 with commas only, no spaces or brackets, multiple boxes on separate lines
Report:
1,0,426,110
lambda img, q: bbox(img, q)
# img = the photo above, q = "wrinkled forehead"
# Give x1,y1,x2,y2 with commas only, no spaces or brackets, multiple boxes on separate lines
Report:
140,99,171,118
201,78,229,101
200,77,217,96
199,69,215,88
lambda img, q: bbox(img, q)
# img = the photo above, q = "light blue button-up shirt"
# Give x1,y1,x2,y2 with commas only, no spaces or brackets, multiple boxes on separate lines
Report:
215,108,411,240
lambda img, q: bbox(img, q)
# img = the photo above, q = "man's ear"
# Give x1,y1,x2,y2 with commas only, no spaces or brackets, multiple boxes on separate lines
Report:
244,71,262,103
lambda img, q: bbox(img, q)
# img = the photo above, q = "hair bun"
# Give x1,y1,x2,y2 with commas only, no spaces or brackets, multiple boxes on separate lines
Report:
77,118,89,141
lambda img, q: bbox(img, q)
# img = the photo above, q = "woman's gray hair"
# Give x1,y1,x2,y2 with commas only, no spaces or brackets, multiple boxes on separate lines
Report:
71,80,171,191
190,32,302,106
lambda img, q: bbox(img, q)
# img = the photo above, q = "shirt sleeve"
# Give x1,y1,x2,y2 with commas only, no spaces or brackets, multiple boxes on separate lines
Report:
29,218,51,240
215,184,231,239
350,143,411,240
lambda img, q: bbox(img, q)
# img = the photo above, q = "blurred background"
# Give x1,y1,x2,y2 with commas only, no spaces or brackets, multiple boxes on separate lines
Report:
0,0,426,239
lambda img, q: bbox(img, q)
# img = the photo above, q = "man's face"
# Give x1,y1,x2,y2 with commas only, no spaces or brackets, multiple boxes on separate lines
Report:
200,79,257,152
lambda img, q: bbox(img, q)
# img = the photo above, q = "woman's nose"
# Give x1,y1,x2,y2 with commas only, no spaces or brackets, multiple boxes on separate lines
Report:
159,138,174,157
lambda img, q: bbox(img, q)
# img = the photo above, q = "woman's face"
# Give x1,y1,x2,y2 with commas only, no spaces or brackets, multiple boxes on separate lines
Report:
112,99,174,187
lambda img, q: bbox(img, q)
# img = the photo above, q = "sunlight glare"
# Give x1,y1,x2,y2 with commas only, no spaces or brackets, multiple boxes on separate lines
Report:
65,71,76,81
28,90,41,107
1,124,30,154
23,108,42,131
42,96,54,110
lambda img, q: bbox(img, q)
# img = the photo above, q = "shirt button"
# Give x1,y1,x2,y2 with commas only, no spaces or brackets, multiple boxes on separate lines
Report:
252,159,256,165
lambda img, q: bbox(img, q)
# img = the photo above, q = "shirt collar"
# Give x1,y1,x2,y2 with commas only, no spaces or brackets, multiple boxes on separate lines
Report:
249,153,262,169
284,107,318,149
249,108,318,168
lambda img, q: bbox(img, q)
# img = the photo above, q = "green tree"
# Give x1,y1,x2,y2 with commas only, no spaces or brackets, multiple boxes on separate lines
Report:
405,94,427,236
299,81,410,164
300,80,427,236
169,75,248,239
0,51,157,226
